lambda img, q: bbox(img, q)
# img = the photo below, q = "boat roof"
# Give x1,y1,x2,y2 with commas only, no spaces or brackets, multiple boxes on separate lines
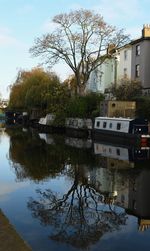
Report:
95,117,133,121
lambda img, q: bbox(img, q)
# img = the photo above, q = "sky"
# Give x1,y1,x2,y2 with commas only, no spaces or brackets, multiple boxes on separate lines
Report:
0,0,150,99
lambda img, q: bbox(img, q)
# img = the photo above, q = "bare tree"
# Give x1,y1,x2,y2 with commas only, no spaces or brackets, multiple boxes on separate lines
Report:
30,9,130,95
28,165,127,249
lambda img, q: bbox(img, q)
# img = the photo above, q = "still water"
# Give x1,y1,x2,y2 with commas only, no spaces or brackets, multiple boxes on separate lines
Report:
1,124,150,251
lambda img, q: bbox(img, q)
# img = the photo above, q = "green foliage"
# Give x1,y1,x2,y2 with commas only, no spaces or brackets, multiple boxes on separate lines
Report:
136,96,150,119
66,92,104,118
110,79,142,100
8,68,104,124
8,68,69,114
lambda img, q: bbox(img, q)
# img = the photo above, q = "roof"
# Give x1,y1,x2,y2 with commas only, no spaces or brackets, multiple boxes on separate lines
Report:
95,117,133,122
130,36,150,45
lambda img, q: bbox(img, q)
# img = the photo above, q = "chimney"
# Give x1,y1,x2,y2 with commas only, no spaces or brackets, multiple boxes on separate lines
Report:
107,44,116,55
142,24,150,38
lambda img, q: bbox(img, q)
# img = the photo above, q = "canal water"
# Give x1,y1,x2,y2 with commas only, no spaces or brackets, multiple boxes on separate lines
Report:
1,123,150,251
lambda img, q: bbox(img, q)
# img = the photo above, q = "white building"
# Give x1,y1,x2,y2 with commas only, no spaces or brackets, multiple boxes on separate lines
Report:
86,57,116,94
85,44,132,94
117,44,132,81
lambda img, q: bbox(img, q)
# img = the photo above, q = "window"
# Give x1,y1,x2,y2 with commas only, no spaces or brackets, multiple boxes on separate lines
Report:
112,103,116,107
117,123,121,130
135,64,140,77
103,121,107,128
124,68,127,78
124,50,127,60
96,121,100,127
116,148,120,155
136,45,140,56
109,123,112,129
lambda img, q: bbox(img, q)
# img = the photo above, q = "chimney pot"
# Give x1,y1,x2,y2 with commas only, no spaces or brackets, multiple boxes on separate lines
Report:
142,24,150,38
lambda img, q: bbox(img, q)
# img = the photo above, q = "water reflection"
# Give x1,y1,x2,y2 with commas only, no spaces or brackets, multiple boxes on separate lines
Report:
27,163,127,249
5,128,150,249
7,128,98,182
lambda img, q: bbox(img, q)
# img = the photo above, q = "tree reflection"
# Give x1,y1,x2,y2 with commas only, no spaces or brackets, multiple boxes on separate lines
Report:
28,165,127,249
7,128,98,182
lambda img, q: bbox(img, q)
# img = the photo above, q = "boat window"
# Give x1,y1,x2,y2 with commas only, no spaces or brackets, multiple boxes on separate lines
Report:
109,122,112,128
116,148,120,155
117,123,121,130
103,121,107,128
96,121,100,127
74,120,78,126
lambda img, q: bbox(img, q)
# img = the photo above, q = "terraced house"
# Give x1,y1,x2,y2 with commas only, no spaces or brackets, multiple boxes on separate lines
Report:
86,25,150,96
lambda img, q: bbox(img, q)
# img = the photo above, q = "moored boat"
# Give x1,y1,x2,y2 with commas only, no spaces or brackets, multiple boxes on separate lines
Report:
38,113,65,133
65,118,92,138
92,117,150,146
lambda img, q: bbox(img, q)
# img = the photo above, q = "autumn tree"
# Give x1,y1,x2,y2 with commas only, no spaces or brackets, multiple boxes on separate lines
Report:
9,68,67,111
30,9,130,95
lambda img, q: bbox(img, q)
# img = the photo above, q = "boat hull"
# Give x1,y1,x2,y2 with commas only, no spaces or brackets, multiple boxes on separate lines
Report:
92,128,148,146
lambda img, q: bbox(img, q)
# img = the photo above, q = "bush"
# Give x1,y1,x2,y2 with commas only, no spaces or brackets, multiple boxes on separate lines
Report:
66,92,104,118
136,96,150,120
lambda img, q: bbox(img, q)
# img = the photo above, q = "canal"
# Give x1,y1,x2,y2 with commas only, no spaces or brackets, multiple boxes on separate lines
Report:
1,124,150,251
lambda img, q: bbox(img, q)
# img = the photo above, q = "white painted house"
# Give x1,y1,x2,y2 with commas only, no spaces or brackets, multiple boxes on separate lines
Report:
86,57,116,94
117,44,132,81
85,44,132,94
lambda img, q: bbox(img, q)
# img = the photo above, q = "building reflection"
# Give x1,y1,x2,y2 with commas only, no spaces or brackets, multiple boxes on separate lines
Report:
127,168,150,231
87,142,150,232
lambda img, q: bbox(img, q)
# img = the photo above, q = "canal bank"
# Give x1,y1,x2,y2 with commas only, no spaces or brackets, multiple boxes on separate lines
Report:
0,209,32,251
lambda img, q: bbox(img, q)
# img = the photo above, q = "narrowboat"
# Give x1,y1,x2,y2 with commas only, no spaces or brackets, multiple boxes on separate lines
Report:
94,142,150,163
93,117,150,146
65,118,92,138
5,110,22,124
38,114,65,133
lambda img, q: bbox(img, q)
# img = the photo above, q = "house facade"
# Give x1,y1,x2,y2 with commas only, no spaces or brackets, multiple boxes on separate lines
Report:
86,57,116,93
117,44,132,81
131,25,150,95
86,25,150,95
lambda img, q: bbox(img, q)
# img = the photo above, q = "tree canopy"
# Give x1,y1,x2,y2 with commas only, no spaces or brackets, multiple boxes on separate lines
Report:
30,9,130,94
8,68,69,115
108,78,142,100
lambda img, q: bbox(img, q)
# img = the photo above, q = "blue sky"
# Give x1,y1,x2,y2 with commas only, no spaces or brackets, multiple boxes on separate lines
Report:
0,0,150,98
